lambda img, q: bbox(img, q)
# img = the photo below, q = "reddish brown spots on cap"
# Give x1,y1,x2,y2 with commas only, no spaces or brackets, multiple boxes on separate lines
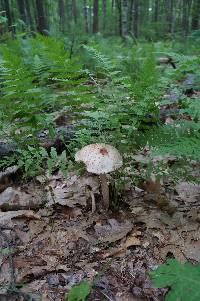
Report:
100,147,108,156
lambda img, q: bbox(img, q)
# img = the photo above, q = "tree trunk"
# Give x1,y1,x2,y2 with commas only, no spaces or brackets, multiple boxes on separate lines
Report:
128,0,134,33
35,0,48,34
121,0,128,37
25,0,34,30
153,0,159,22
191,0,200,30
72,0,78,24
4,0,15,35
102,0,106,32
182,0,192,35
93,0,99,33
165,0,174,33
83,0,89,33
17,0,27,28
133,0,139,38
58,0,66,32
116,0,122,36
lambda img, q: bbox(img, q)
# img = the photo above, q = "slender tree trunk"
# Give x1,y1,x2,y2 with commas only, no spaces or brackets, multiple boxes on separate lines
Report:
72,0,78,24
112,0,116,12
83,0,89,33
93,0,99,33
58,0,66,32
102,0,106,33
121,0,128,37
165,0,174,33
128,0,134,33
116,0,122,36
170,0,174,33
191,0,200,30
17,0,27,28
0,0,5,34
35,0,48,34
182,0,192,35
154,0,159,22
25,0,34,30
4,0,15,35
133,0,139,38
89,0,92,32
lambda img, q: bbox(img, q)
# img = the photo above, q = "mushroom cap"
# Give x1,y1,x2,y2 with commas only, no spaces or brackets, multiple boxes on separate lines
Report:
75,143,123,174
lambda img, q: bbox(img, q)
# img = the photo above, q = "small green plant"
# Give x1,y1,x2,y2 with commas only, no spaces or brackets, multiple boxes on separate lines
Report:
150,259,200,301
66,281,91,301
19,146,69,178
1,146,69,178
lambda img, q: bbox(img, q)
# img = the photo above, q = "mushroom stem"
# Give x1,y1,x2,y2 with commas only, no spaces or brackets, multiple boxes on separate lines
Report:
99,174,109,209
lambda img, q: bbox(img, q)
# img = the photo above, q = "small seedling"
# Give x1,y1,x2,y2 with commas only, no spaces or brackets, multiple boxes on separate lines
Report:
66,281,92,301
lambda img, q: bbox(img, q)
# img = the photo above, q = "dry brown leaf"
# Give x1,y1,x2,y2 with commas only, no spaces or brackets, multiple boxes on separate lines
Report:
123,231,142,249
159,245,186,263
0,187,43,210
94,218,133,243
46,174,99,208
175,182,200,202
103,231,141,258
0,210,40,225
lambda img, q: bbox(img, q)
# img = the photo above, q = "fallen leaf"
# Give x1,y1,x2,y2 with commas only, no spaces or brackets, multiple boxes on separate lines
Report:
0,187,43,210
0,210,40,225
175,182,200,203
103,231,141,258
94,218,133,243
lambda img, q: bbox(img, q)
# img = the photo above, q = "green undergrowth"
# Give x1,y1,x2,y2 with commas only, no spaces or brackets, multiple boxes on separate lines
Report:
0,35,200,181
150,259,200,301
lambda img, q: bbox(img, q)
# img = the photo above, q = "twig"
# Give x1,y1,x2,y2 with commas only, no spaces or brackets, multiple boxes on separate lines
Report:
0,225,16,289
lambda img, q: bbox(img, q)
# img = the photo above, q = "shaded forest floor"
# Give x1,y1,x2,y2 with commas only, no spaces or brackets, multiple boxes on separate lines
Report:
1,36,200,301
1,90,200,301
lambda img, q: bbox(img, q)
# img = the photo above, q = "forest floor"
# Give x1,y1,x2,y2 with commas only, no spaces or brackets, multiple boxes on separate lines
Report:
1,66,200,301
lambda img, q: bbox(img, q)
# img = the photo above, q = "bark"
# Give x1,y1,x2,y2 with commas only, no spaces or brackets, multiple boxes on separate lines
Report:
121,0,128,37
165,0,174,33
153,0,159,22
128,0,134,33
191,0,200,30
4,0,15,34
116,0,122,36
93,0,99,33
17,0,27,27
133,0,139,38
72,0,78,24
25,0,34,30
35,0,48,34
182,0,192,35
102,0,106,32
83,0,89,33
58,0,66,32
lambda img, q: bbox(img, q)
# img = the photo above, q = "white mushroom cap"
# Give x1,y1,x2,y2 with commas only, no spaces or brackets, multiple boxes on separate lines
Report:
75,143,123,174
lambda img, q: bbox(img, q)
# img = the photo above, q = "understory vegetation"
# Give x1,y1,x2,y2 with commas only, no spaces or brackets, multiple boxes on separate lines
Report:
1,34,200,182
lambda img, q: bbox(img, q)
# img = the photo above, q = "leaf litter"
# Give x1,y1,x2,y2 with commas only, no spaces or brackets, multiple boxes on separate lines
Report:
0,169,200,301
0,167,200,300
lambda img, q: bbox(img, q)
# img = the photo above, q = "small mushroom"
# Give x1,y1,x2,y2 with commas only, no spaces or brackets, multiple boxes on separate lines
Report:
75,143,123,210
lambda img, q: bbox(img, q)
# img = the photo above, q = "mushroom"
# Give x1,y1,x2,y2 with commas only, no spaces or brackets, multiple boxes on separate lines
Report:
75,143,123,210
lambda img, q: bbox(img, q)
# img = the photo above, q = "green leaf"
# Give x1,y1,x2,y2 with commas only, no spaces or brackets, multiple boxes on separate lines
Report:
150,259,200,301
66,281,91,301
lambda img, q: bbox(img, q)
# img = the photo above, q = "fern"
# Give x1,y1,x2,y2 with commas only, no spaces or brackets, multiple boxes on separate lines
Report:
0,35,93,147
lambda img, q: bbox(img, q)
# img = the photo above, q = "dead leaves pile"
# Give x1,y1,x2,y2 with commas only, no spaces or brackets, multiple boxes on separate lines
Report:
0,170,200,301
